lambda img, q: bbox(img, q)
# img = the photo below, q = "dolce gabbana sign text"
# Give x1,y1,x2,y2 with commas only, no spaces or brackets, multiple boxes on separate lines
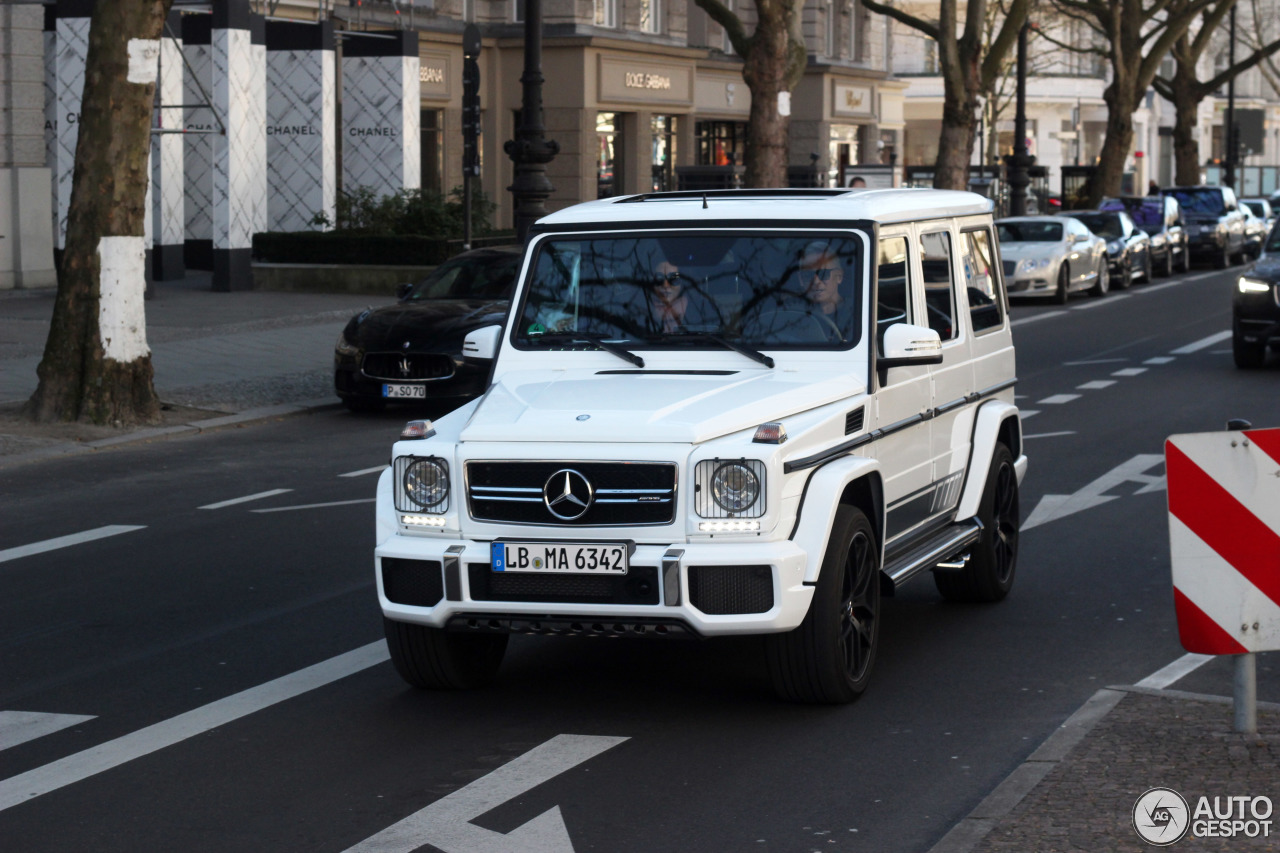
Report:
626,72,671,90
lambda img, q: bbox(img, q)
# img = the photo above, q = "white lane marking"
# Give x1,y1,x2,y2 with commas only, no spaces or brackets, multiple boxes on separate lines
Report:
198,489,293,510
1063,358,1127,366
0,642,387,812
339,466,387,478
1023,454,1166,531
0,526,146,565
1010,310,1068,327
1144,356,1175,365
1181,271,1221,283
1019,409,1040,420
1111,367,1148,377
1135,653,1214,690
1022,431,1076,440
1073,294,1130,310
1037,394,1081,405
250,498,377,514
1077,380,1116,390
1170,330,1231,354
343,734,629,853
0,712,96,752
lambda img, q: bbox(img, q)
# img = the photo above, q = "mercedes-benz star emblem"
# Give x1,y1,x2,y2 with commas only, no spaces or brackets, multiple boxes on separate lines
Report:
543,469,594,520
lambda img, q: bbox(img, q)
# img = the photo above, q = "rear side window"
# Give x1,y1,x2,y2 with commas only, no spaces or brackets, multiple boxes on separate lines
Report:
920,231,957,341
876,236,912,355
961,228,1003,333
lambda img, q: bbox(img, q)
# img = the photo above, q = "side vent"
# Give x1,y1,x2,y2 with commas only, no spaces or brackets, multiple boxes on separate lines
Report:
845,407,865,435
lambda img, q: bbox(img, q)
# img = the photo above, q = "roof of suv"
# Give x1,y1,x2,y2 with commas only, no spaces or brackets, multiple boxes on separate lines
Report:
534,188,993,229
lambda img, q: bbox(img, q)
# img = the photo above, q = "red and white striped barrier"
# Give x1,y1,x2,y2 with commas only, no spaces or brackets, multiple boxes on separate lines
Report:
1165,428,1280,655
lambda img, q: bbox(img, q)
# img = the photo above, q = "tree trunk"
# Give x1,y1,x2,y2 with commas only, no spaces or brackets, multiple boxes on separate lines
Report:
27,0,171,426
934,79,979,190
1081,81,1136,208
741,0,803,188
1171,82,1204,186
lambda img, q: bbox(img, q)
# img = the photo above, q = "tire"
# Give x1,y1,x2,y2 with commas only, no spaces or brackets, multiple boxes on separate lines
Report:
1161,246,1174,277
1139,251,1153,284
1180,243,1192,272
1214,244,1229,270
384,617,508,689
935,443,1020,603
1054,264,1070,304
765,505,880,704
1114,254,1132,290
1233,332,1267,369
1090,260,1109,297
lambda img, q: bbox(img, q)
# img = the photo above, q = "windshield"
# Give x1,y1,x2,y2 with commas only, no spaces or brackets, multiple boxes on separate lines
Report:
996,221,1062,242
512,233,865,350
1244,201,1267,218
1102,200,1162,230
1268,222,1280,254
406,253,519,301
1069,214,1124,240
1170,188,1226,216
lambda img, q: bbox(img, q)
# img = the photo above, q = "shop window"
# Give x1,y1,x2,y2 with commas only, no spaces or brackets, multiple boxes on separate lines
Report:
651,115,677,192
420,109,444,197
597,112,617,199
695,121,745,166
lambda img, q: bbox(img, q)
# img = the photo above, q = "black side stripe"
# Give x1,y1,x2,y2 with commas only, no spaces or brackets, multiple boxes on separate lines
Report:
782,378,1018,474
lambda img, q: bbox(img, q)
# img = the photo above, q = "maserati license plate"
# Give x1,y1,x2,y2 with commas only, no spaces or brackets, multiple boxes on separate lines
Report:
383,384,426,399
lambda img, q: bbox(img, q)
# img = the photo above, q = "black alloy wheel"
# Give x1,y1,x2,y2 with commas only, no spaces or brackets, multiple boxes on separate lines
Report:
1161,244,1175,277
936,443,1020,602
1054,264,1070,304
1180,242,1192,272
766,505,880,704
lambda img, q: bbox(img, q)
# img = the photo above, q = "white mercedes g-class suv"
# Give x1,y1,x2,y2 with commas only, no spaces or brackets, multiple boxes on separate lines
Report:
374,188,1026,704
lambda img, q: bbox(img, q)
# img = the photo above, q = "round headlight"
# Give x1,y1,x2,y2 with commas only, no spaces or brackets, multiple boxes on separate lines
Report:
710,462,760,513
404,458,449,509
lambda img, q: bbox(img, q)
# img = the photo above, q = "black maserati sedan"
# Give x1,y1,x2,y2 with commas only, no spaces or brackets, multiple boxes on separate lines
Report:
334,245,522,411
1234,223,1280,368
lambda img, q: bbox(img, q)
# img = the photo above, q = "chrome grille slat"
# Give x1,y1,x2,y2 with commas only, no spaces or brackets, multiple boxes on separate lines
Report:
466,460,677,526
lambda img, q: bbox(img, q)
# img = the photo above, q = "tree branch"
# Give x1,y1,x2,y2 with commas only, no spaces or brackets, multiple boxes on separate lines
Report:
859,0,942,41
692,0,752,56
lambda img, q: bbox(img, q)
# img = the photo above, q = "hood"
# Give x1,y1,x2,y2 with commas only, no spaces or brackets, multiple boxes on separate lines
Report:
459,368,864,444
352,299,509,351
1183,211,1227,224
1249,255,1280,281
999,241,1064,260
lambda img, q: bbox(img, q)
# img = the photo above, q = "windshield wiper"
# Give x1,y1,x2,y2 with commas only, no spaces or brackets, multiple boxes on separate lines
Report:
527,332,645,368
652,332,775,368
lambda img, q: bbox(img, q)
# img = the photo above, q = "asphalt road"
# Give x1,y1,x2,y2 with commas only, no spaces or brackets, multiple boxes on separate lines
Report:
1,262,1277,853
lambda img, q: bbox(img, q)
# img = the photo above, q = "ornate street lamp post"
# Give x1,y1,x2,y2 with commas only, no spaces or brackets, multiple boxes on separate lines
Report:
504,0,559,244
1006,20,1033,216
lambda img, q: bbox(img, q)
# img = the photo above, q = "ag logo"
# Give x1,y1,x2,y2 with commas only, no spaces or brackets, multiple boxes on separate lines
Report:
1133,787,1191,846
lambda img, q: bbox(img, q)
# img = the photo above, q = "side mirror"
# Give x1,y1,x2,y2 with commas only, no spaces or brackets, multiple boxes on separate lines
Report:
1074,232,1091,243
879,323,943,369
463,324,503,361
395,282,414,300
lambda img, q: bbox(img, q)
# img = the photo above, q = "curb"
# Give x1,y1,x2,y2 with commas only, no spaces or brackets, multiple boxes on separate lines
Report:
0,397,342,469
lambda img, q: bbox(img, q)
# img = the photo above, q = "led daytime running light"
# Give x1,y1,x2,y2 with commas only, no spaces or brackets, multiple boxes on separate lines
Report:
699,520,762,532
401,514,448,527
1238,277,1271,293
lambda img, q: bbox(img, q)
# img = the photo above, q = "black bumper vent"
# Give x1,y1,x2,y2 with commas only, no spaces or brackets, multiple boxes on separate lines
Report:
467,563,660,605
381,558,444,606
688,565,774,615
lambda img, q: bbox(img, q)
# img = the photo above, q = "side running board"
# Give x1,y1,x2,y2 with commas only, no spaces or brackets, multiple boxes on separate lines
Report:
881,520,984,595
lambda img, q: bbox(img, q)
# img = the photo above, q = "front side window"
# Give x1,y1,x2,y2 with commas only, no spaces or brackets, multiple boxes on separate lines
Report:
920,231,958,341
513,233,865,350
876,235,912,355
962,228,1003,333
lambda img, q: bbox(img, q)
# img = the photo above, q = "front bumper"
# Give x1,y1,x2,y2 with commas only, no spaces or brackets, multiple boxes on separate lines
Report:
375,533,814,637
1234,282,1280,345
334,356,489,403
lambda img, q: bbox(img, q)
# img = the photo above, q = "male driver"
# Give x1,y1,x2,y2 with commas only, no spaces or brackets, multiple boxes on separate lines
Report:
799,242,853,341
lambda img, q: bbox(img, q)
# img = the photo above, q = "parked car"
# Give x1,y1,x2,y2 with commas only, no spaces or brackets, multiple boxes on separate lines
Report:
374,188,1026,703
1099,194,1189,276
1241,206,1268,258
1233,220,1280,368
333,246,523,412
996,215,1109,302
1059,209,1152,286
1241,197,1274,231
1163,185,1247,268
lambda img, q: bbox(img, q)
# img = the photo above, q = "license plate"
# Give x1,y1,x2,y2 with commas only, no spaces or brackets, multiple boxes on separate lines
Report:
383,384,426,399
491,542,628,575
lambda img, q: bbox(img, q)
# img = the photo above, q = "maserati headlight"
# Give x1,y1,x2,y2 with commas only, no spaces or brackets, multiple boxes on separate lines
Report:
335,330,360,357
1238,276,1272,294
695,459,766,519
395,456,450,512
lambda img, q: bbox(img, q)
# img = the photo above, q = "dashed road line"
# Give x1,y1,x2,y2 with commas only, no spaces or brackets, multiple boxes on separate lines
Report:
1037,394,1080,405
198,489,293,510
1076,380,1115,390
250,498,376,513
339,466,387,478
1111,367,1147,377
1170,330,1231,354
1144,356,1175,365
0,712,96,752
1019,409,1040,420
1062,358,1127,366
0,525,146,565
1010,310,1068,328
1022,431,1076,440
0,641,388,812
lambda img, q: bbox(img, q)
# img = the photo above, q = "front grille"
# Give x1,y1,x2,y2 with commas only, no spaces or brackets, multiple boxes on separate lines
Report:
467,563,660,604
381,558,444,606
362,352,454,381
688,565,774,615
1002,260,1017,277
466,461,677,526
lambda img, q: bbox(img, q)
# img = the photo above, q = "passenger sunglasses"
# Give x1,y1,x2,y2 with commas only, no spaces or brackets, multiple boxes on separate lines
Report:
802,268,840,283
657,272,685,285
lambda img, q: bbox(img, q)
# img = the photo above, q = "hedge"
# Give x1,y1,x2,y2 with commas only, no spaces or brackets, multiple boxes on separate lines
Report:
252,231,518,266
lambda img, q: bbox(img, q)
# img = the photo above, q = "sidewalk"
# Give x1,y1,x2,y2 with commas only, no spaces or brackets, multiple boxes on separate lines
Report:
2,273,1277,851
0,271,394,462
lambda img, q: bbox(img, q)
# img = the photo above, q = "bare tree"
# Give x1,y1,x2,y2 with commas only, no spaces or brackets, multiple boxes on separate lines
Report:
694,0,808,187
860,0,1031,189
27,0,174,426
1043,0,1212,206
980,1,1062,167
